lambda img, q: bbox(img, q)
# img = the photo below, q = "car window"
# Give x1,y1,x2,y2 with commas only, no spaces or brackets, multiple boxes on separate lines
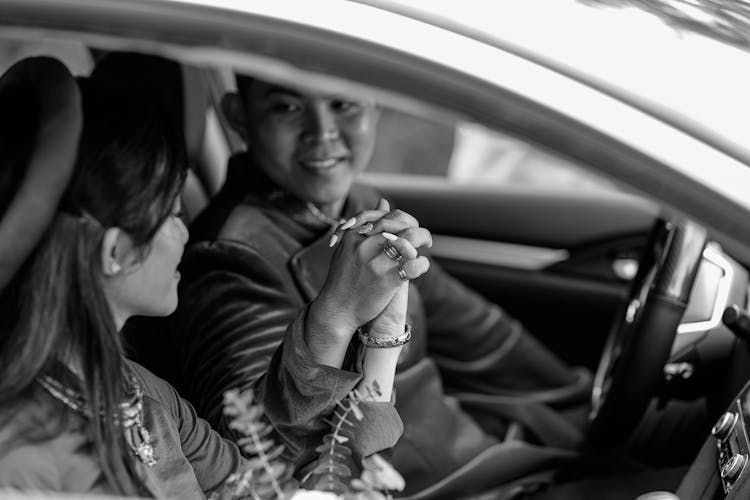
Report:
368,107,618,192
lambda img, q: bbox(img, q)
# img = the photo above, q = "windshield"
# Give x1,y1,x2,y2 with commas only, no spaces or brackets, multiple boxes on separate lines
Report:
368,0,750,164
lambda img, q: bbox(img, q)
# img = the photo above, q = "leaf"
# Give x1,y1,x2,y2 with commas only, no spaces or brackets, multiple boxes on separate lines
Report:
314,444,351,460
218,388,296,498
333,410,355,426
320,434,353,450
344,490,388,500
315,478,349,493
264,444,287,461
350,402,364,421
236,436,260,449
227,405,265,422
360,454,405,492
289,489,339,499
241,437,276,454
312,460,352,477
332,434,349,444
256,461,290,479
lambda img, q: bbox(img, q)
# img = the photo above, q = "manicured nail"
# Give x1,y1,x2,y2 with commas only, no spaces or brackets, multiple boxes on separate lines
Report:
329,233,339,247
357,222,374,234
341,217,356,230
382,232,397,241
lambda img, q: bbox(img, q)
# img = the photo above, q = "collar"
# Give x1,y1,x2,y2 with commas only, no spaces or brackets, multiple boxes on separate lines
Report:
225,152,379,234
224,153,383,301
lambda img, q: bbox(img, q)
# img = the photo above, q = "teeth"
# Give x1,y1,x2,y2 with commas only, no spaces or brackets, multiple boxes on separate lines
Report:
302,159,338,169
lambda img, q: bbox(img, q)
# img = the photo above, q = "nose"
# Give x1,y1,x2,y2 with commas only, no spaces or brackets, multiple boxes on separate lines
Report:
302,102,339,143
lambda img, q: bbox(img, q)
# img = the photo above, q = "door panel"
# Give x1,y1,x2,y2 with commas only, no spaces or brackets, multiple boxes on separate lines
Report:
360,175,660,369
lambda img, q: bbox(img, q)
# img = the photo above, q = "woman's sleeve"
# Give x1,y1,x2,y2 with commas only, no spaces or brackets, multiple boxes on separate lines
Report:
261,306,403,468
415,259,590,400
172,241,402,469
145,371,247,496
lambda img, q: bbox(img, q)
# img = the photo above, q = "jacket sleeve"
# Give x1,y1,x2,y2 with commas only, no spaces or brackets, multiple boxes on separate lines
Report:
136,365,247,496
415,259,590,404
172,240,402,469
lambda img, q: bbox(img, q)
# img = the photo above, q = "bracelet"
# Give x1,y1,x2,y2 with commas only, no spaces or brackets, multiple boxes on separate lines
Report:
357,323,412,348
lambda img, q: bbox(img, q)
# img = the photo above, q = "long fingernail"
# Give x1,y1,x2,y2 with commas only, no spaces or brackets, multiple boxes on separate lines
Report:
382,232,397,241
329,233,339,247
341,217,356,230
357,222,374,234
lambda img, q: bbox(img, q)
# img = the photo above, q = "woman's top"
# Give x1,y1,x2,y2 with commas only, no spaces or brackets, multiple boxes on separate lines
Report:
0,360,245,498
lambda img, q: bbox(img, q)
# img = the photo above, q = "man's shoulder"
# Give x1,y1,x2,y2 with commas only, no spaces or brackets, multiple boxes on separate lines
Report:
187,195,293,265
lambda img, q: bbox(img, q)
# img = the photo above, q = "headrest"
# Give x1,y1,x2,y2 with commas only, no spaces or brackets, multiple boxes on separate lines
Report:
0,57,81,291
91,51,206,163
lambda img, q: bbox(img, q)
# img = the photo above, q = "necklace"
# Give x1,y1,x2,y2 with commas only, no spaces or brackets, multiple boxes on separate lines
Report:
305,202,345,228
37,374,157,468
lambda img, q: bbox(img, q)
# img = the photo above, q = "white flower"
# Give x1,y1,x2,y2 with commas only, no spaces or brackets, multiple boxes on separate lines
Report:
290,491,341,500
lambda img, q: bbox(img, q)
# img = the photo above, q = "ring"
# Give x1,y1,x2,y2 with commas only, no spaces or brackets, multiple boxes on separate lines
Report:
397,265,409,281
357,222,374,234
383,242,403,262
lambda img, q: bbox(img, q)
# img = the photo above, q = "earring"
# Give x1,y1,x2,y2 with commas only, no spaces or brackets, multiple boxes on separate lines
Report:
110,262,122,275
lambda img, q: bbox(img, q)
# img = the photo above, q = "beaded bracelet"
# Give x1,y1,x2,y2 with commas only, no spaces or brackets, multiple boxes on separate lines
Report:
358,323,412,348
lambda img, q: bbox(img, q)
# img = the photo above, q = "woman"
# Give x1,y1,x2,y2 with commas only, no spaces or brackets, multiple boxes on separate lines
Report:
0,57,430,497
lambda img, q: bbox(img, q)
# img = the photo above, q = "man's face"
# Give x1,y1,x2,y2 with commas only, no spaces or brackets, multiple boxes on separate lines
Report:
240,81,379,209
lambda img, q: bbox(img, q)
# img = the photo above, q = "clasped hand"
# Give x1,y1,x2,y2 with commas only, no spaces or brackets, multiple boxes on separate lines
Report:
308,199,431,361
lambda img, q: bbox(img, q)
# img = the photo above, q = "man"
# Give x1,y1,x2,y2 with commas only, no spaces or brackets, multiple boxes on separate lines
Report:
169,74,593,497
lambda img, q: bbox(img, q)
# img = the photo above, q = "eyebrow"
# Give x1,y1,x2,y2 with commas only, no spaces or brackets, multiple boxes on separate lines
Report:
263,84,367,104
264,85,303,98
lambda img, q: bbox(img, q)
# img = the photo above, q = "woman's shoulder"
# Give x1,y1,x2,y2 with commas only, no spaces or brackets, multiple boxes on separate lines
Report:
127,360,179,404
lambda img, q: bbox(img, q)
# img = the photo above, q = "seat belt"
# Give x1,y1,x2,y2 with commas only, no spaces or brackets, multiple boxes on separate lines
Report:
454,392,585,449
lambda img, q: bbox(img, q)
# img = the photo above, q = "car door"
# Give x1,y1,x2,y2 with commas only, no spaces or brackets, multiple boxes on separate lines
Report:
361,108,660,370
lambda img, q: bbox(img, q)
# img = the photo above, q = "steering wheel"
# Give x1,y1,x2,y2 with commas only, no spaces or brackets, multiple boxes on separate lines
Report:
587,218,707,447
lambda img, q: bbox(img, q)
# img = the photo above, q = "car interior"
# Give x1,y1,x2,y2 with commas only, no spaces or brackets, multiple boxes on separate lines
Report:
3,28,750,499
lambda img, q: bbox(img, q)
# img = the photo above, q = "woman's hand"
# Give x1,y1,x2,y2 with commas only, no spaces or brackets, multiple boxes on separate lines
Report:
367,230,432,340
306,201,431,367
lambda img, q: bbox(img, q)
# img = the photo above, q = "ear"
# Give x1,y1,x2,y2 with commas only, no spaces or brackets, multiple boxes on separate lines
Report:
100,227,137,277
221,92,250,141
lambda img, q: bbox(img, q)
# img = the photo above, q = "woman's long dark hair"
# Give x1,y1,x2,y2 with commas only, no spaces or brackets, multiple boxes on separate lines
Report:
0,77,186,495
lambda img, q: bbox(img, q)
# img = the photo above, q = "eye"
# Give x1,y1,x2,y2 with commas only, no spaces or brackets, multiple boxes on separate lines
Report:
269,100,302,115
331,99,361,114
